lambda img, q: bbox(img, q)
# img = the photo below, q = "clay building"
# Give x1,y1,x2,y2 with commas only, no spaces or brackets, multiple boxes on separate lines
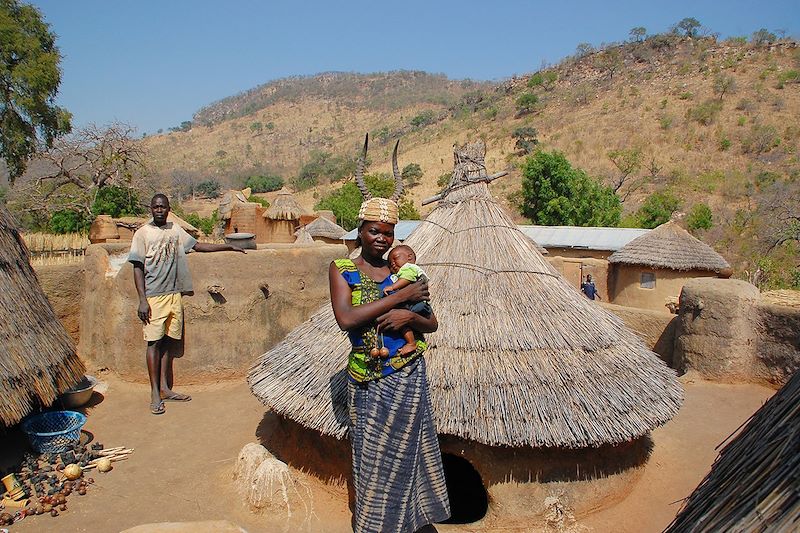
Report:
300,215,346,244
223,188,306,244
608,221,731,312
0,205,85,425
248,142,683,528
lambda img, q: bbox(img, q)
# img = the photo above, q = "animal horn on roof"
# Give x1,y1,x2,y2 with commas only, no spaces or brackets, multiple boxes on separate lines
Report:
355,133,371,201
391,139,404,202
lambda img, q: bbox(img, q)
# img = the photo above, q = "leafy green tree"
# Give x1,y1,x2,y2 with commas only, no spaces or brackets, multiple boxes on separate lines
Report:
518,150,621,227
48,209,90,233
244,174,284,193
675,17,702,38
90,185,145,218
512,126,539,154
315,173,419,230
0,0,72,184
629,27,647,42
195,179,220,198
634,190,681,228
686,203,713,232
515,92,539,115
401,163,423,188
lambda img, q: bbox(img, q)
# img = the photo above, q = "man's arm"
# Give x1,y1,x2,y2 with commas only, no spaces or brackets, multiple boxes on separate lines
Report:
132,262,150,324
192,242,246,253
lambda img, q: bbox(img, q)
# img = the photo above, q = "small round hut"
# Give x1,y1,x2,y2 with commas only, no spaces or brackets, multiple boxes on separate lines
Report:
248,141,683,527
1,205,85,426
608,221,731,312
263,188,305,243
665,370,799,532
303,216,347,244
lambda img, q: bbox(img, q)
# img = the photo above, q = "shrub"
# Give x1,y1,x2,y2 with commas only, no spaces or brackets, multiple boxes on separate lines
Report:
686,203,713,231
659,115,674,130
196,179,221,198
515,92,539,114
410,110,436,128
49,209,91,234
183,209,219,236
719,136,732,151
687,99,723,125
776,70,800,89
751,28,776,47
245,174,284,193
742,123,780,154
512,127,539,154
436,172,452,189
401,163,423,188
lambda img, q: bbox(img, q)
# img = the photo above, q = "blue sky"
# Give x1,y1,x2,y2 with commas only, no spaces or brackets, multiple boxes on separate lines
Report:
31,0,799,134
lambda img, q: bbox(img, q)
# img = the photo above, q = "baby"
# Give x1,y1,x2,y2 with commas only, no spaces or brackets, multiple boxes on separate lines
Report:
383,245,432,356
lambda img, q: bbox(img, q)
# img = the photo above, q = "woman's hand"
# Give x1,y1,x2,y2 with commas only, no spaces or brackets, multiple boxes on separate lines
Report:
375,309,417,333
397,281,429,304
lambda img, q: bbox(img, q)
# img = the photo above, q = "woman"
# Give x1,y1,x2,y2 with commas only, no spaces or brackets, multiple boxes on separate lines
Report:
329,141,450,532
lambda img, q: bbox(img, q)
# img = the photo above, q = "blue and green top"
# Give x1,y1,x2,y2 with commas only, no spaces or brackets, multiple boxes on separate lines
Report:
335,259,426,382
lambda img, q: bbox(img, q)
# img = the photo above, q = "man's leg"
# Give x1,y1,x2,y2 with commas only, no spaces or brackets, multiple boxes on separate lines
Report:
146,339,165,414
159,337,191,401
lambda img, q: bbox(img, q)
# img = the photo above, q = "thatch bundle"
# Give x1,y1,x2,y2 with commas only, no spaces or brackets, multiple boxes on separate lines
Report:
264,188,304,221
0,205,85,425
608,221,730,273
249,142,682,448
761,289,800,309
303,216,346,240
666,370,800,532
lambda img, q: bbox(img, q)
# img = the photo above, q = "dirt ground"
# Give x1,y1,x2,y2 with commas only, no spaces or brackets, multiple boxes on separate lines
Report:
1,372,773,533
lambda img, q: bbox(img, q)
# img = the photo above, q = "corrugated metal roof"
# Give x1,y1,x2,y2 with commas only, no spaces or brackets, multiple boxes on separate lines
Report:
344,221,650,252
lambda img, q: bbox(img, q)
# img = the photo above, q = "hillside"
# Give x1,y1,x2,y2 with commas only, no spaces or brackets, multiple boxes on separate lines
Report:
142,35,800,285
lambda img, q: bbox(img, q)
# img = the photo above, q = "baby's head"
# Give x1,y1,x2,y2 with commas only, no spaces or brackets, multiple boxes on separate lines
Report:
388,245,416,274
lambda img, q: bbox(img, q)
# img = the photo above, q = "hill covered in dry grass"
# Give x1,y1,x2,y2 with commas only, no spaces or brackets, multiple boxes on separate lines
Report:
143,34,800,288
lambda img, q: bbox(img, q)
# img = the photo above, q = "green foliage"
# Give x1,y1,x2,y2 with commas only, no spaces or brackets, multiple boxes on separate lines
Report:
244,174,284,193
751,28,776,46
686,203,713,231
0,0,72,184
170,121,192,133
742,123,780,154
373,125,390,145
575,42,594,58
250,121,263,133
182,209,219,236
629,27,647,42
401,163,423,188
90,185,145,218
195,179,220,198
675,17,702,38
293,150,358,191
687,99,723,125
410,110,436,128
436,172,451,189
515,92,539,114
776,70,800,89
634,190,681,228
518,150,621,227
527,71,558,90
314,173,419,230
712,74,736,100
48,209,90,234
248,195,270,208
719,136,732,151
512,126,539,154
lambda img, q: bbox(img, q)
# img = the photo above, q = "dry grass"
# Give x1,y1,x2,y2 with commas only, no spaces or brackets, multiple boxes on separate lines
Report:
22,232,89,267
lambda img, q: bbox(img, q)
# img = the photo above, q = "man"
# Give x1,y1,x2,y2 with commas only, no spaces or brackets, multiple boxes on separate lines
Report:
128,194,244,414
581,274,601,301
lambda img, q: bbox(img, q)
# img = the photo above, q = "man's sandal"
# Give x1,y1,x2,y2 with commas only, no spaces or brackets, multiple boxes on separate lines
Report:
150,401,166,415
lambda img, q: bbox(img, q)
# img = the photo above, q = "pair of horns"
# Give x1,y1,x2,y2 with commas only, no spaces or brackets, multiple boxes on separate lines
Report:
355,133,404,202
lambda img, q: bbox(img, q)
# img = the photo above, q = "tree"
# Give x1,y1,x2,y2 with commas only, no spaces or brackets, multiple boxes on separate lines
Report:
629,27,647,42
686,203,713,232
195,179,220,198
634,190,681,228
244,174,283,193
315,173,420,230
512,126,539,154
518,150,621,227
575,42,594,58
606,148,645,201
712,74,736,101
595,48,622,80
515,92,539,115
90,184,145,217
0,0,72,185
48,208,89,233
401,163,423,189
293,150,358,191
751,28,776,47
675,17,702,38
410,110,436,128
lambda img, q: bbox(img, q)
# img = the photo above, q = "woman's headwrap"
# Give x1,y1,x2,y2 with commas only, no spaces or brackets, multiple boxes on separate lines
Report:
355,134,403,225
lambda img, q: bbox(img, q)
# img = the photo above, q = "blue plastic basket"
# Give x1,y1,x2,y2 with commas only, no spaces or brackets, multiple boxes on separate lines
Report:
20,411,87,453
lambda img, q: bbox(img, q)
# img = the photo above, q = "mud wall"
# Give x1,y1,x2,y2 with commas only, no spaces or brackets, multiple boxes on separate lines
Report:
674,278,800,387
78,242,346,383
33,263,85,346
610,265,718,312
600,303,677,364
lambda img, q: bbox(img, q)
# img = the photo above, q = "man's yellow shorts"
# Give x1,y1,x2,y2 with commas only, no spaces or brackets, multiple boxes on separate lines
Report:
143,293,183,342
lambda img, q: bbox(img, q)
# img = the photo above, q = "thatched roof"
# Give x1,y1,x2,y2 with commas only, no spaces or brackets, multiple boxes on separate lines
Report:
218,189,250,221
0,205,85,425
666,370,800,532
264,188,304,221
115,213,200,237
304,216,346,240
608,221,730,272
293,226,315,244
249,142,682,448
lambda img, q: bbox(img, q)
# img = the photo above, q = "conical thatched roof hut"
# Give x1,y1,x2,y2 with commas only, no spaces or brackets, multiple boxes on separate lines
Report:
607,221,731,311
293,225,315,244
665,370,799,532
1,205,85,425
304,216,346,242
608,221,730,272
249,142,682,448
264,188,305,221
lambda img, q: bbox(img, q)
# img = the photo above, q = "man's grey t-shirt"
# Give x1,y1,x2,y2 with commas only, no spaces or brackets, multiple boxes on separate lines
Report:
128,220,197,297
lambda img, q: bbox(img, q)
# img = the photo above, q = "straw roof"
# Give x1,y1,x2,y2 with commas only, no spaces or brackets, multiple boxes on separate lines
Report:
249,142,683,448
608,221,730,272
304,216,347,240
293,226,315,244
218,189,250,221
0,205,85,425
665,370,800,532
264,188,304,220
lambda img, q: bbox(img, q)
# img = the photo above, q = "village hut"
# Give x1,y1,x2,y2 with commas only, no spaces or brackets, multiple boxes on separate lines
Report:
665,370,799,532
248,140,683,524
607,221,731,312
0,205,85,426
303,216,346,244
262,188,305,243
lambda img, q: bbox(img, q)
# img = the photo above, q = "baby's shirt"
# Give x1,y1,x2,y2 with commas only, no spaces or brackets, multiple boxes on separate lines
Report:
391,262,429,284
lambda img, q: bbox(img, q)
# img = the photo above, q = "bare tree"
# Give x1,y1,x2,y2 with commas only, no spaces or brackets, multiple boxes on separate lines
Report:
606,148,646,202
759,180,800,252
